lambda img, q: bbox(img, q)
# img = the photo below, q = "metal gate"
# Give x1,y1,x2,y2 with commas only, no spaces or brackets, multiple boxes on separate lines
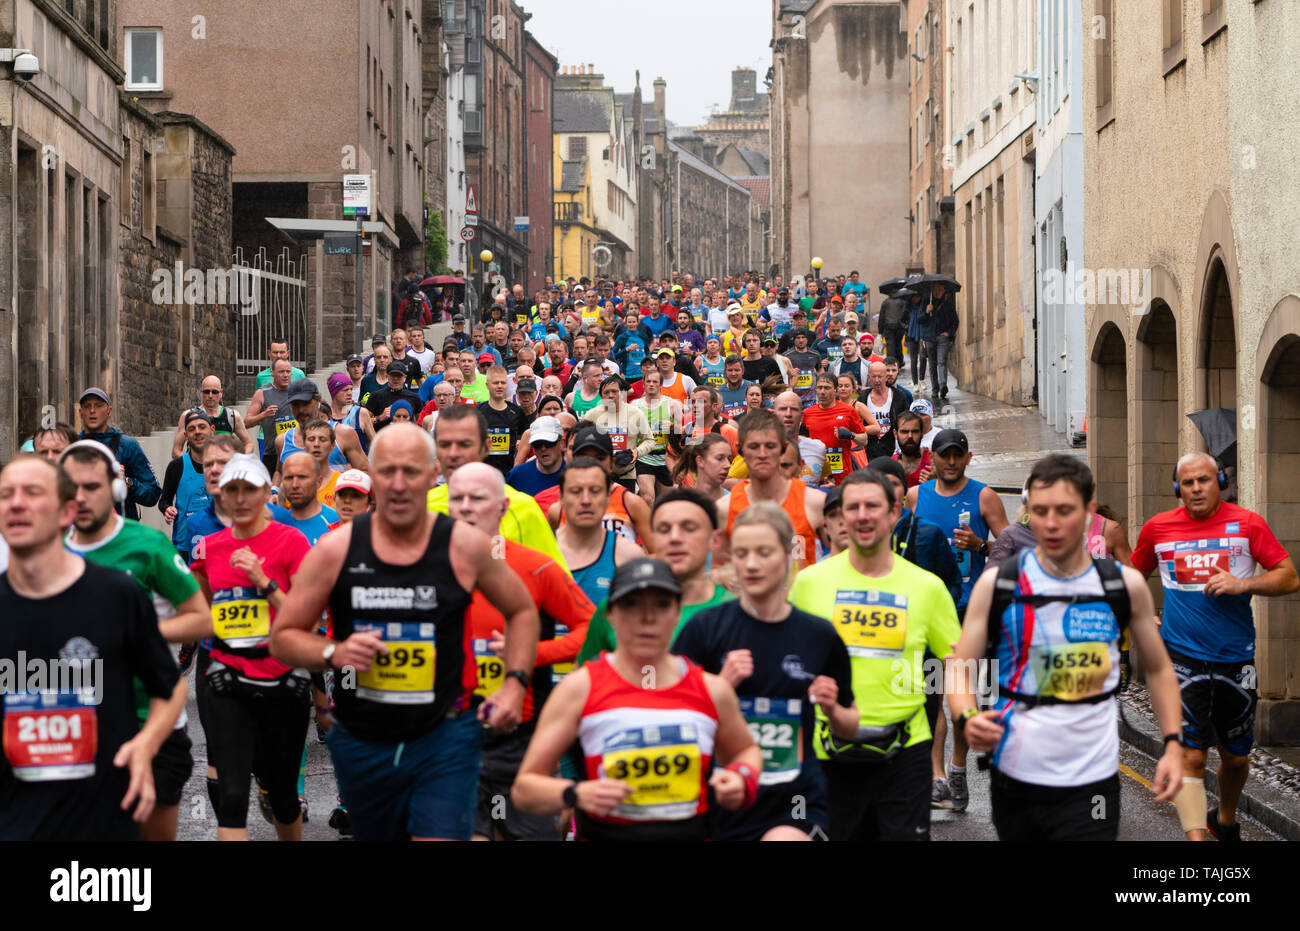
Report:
233,246,309,379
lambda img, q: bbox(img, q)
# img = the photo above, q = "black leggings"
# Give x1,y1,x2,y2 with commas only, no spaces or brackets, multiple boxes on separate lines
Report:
202,678,310,829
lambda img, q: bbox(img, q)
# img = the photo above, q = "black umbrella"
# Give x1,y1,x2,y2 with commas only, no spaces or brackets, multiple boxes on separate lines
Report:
1186,408,1238,469
879,278,909,296
892,287,919,299
911,273,962,293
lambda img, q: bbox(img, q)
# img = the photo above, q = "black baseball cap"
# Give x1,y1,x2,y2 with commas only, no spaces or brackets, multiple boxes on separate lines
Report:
607,557,682,605
286,378,319,403
931,429,970,455
346,353,364,365
572,426,614,457
371,333,387,345
823,486,843,515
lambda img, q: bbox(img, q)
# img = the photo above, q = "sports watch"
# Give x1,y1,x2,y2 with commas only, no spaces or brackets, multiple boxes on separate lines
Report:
562,782,579,808
504,670,531,690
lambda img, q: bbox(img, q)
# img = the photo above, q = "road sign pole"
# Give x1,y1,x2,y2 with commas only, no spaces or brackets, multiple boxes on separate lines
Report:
355,214,364,357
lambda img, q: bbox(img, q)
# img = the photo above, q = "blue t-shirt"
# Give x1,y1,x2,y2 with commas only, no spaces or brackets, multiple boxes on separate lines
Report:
642,312,673,337
280,505,338,546
841,282,867,298
506,459,565,497
914,478,989,610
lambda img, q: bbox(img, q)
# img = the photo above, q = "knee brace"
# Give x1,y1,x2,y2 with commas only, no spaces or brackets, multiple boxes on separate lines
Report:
1172,776,1207,833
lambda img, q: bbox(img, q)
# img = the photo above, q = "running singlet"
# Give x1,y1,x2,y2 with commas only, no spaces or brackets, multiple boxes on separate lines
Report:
259,385,298,445
699,356,726,387
915,478,990,609
327,513,475,743
726,481,818,570
577,654,718,840
1131,502,1288,664
281,427,349,472
571,530,618,609
789,551,960,754
636,398,674,464
989,550,1123,787
191,521,311,681
171,451,210,551
191,405,233,435
571,390,602,419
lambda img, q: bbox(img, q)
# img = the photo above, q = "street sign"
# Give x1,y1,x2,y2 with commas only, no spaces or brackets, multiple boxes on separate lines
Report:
464,214,478,227
513,216,530,232
465,184,478,215
459,226,476,242
343,174,370,218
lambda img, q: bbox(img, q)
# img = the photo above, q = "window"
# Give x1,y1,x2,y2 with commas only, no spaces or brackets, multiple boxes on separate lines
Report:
1096,0,1115,129
119,133,133,228
1202,0,1226,43
568,136,587,159
142,146,155,242
124,28,162,91
1162,0,1184,74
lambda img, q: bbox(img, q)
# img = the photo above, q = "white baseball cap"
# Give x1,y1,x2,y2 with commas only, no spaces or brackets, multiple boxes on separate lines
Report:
529,416,562,445
218,454,272,490
334,469,373,496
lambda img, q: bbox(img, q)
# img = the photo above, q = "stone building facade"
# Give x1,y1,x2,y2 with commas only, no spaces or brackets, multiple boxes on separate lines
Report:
905,0,954,280
696,67,771,163
523,33,556,294
1084,0,1300,742
667,136,755,281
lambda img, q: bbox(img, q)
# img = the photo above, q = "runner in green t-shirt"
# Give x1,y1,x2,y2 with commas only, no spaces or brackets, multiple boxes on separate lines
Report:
576,487,733,665
62,441,212,842
789,469,960,841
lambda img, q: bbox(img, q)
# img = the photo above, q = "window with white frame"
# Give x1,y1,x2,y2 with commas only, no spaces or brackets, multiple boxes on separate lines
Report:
124,28,162,91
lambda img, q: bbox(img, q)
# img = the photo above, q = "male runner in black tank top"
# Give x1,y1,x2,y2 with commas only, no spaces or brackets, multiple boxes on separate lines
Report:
270,424,540,841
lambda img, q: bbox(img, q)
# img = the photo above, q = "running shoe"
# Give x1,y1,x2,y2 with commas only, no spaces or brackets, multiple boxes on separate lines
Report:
948,768,969,812
1207,807,1241,842
931,777,953,810
177,642,197,673
299,795,310,824
329,803,353,839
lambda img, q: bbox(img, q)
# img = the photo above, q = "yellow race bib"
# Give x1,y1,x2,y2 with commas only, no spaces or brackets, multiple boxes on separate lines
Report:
488,428,511,453
601,725,702,821
473,639,504,699
211,589,271,649
275,418,299,436
354,621,436,705
795,371,813,389
825,449,845,474
1034,642,1111,699
831,590,908,658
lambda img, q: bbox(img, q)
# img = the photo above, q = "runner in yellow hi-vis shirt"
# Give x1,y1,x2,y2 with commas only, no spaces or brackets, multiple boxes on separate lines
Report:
789,469,959,841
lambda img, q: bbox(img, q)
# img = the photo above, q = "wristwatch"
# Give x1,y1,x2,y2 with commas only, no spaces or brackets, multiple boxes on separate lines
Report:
504,669,531,690
258,579,280,598
322,643,336,668
1163,733,1183,748
562,781,579,808
955,706,979,738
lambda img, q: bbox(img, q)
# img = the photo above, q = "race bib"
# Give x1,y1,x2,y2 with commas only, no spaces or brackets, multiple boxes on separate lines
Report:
211,588,271,649
275,418,298,436
606,429,628,452
707,375,724,387
740,697,802,785
951,542,972,582
3,690,97,782
825,448,845,474
488,428,511,454
795,371,814,389
552,622,574,684
724,404,747,420
601,724,702,821
652,428,668,448
472,639,504,700
1168,539,1233,587
353,621,436,705
1033,642,1112,699
775,321,792,336
831,590,908,658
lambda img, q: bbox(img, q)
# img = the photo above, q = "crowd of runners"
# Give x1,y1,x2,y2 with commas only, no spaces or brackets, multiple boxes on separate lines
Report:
1,269,1294,842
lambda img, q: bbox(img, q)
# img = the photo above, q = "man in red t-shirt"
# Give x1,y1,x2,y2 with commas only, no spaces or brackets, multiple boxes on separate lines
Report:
801,373,869,485
1131,452,1298,842
447,462,595,841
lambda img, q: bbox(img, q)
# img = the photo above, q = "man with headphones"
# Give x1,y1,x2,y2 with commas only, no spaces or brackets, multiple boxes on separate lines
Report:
61,440,213,841
1132,451,1299,841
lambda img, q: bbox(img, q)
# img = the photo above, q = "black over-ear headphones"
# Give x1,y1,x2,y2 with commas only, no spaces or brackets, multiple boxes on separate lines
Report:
1172,461,1229,498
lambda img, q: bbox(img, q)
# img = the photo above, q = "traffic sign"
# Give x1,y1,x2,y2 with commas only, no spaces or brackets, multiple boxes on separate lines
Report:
343,174,370,218
465,184,478,215
459,226,477,242
464,214,478,227
513,216,530,232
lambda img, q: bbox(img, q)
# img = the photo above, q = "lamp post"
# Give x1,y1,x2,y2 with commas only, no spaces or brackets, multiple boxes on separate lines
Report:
478,249,493,329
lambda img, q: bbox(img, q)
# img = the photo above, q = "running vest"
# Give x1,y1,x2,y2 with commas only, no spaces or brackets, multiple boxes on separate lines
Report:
571,530,618,609
259,385,297,444
192,405,233,435
864,388,895,458
332,404,370,455
987,550,1128,786
327,513,474,743
172,451,210,550
638,397,673,460
280,426,349,472
916,478,990,609
577,654,718,840
726,480,818,570
571,389,601,418
700,356,726,387
660,373,689,404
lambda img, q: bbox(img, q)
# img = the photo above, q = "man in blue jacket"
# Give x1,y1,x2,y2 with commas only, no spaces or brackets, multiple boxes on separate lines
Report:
76,387,161,521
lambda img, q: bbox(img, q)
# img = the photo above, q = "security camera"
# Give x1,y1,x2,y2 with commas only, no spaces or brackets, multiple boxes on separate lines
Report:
13,52,39,81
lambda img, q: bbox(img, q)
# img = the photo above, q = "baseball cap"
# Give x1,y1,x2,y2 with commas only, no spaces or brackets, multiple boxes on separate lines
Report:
515,377,538,394
778,286,790,294
762,336,777,346
453,314,467,323
671,285,683,293
371,333,387,345
386,364,408,379
334,469,372,497
477,352,495,364
573,284,585,292
327,373,353,397
529,415,562,444
931,429,970,456
790,326,813,339
218,454,272,490
572,426,614,457
656,348,676,359
184,410,212,428
910,399,933,417
78,387,110,406
823,486,843,515
607,557,682,605
346,353,364,366
859,333,875,344
286,378,318,403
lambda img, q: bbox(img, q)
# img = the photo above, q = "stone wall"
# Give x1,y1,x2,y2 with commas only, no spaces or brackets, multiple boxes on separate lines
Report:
672,152,753,279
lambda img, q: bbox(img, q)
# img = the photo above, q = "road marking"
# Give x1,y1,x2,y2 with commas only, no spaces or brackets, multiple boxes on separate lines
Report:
1119,762,1153,790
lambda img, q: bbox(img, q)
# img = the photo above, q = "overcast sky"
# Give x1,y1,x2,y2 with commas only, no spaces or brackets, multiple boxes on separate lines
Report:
522,0,772,127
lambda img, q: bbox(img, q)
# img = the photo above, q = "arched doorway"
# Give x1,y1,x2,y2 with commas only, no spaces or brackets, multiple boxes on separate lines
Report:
1200,258,1238,412
1256,311,1300,744
1134,301,1179,526
1089,321,1128,525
